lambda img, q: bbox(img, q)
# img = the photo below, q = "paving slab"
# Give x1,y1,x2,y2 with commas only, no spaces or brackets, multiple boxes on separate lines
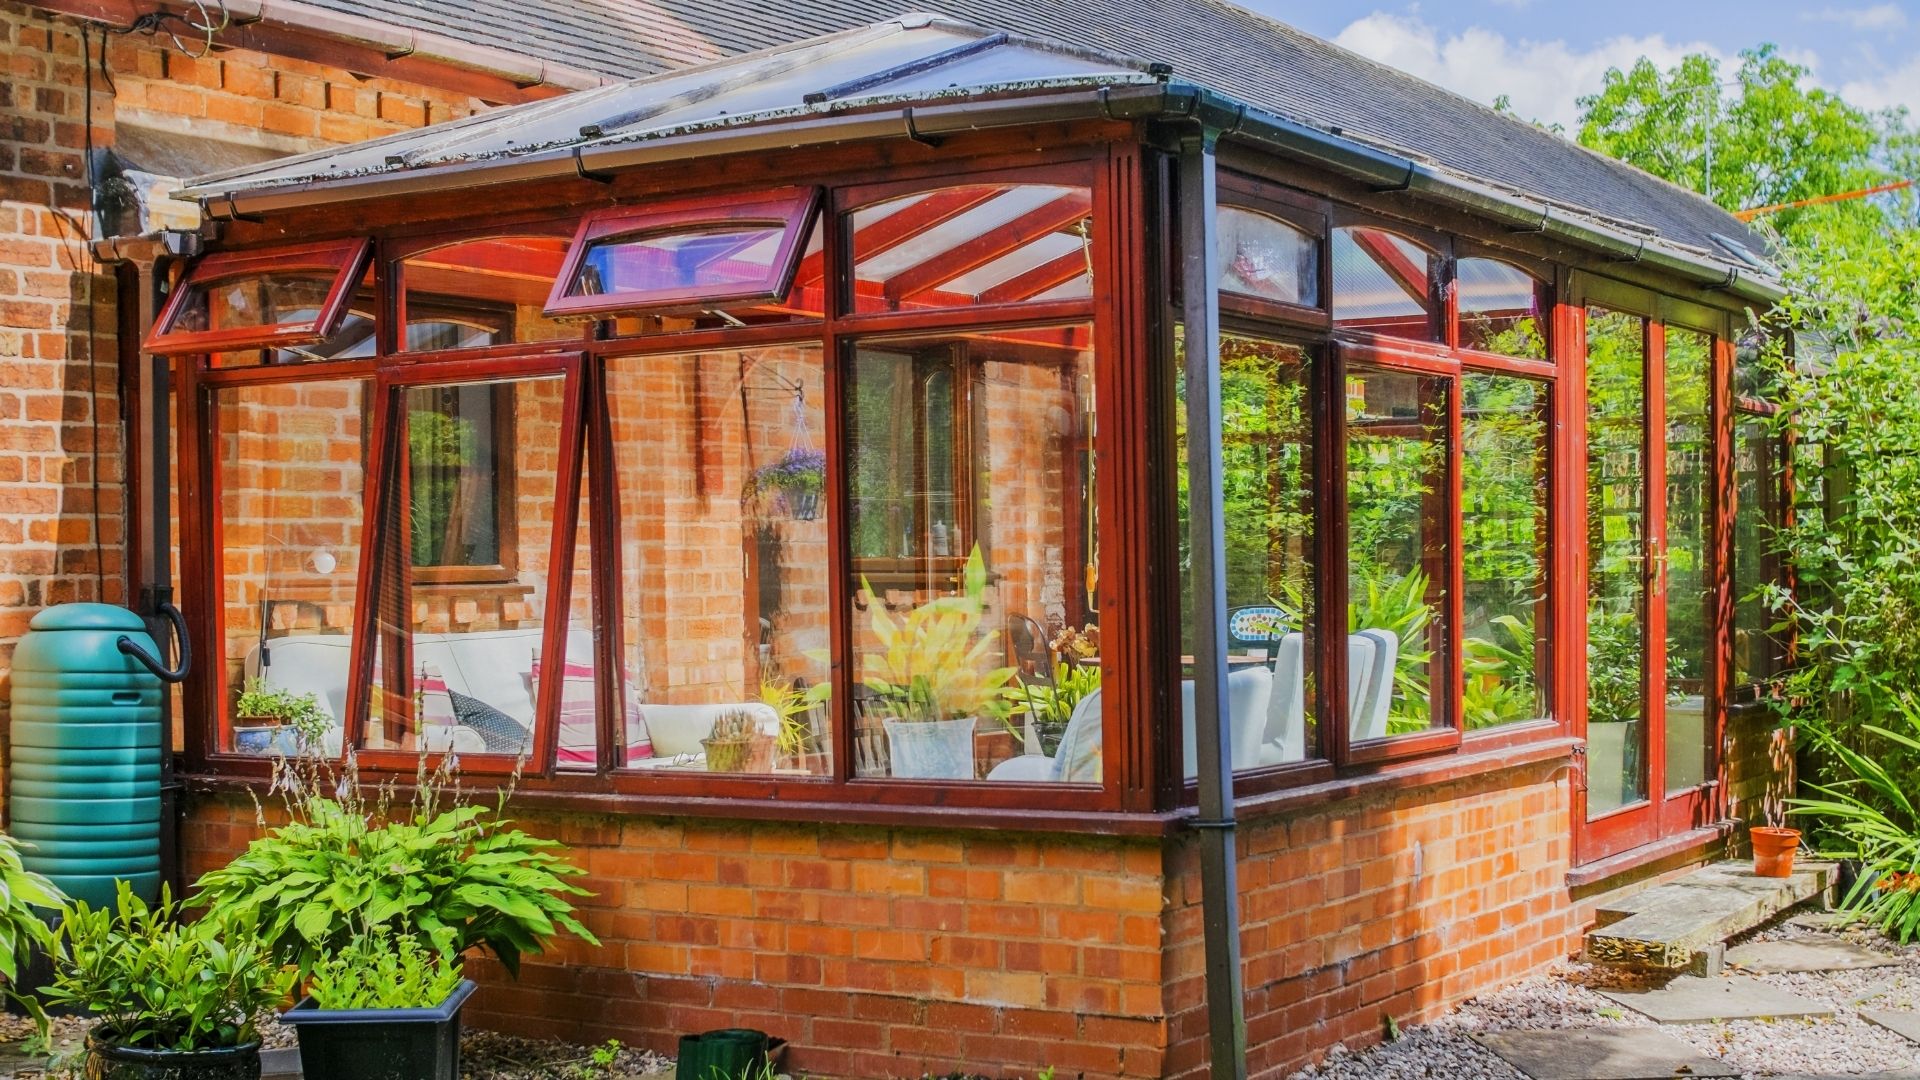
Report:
1596,974,1836,1024
260,1047,302,1079
1725,938,1899,972
1474,1028,1739,1079
1765,1073,1920,1080
1862,1008,1920,1044
1785,910,1866,931
1587,861,1834,970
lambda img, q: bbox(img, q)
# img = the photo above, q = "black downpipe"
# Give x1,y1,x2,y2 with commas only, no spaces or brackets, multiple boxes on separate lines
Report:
1177,128,1249,1080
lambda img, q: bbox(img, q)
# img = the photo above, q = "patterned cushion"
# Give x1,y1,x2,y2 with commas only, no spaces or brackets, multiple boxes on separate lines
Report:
448,690,532,756
1052,689,1104,783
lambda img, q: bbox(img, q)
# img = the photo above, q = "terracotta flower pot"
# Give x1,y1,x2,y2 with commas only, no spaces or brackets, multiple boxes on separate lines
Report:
1751,826,1801,878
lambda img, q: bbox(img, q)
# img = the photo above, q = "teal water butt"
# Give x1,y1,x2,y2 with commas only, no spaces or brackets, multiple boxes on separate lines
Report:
8,604,167,905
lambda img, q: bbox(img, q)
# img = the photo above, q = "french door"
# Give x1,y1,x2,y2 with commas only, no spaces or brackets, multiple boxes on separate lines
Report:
1578,300,1725,863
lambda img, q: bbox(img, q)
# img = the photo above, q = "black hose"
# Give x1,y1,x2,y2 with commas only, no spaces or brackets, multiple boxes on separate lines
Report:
117,601,191,684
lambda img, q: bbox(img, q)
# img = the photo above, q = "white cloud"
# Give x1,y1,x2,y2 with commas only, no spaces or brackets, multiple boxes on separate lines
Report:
1331,13,1730,130
1842,53,1920,112
1802,5,1908,31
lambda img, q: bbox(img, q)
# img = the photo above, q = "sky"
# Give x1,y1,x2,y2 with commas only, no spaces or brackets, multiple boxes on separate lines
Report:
1248,1,1920,131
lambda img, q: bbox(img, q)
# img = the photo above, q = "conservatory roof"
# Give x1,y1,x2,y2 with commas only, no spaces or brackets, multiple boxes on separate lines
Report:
176,14,1781,302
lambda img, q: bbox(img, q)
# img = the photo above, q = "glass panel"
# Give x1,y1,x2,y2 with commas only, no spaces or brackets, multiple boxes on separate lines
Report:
1735,325,1776,401
364,375,569,759
1586,308,1648,816
607,346,833,777
849,185,1093,314
1174,331,1318,774
210,271,375,368
573,225,786,298
1664,329,1712,793
402,236,576,352
175,272,335,336
1218,207,1320,308
845,325,1098,782
605,225,825,332
1332,227,1435,341
1345,367,1450,738
1462,373,1549,728
1733,415,1785,687
554,453,600,769
1457,257,1548,359
215,379,367,757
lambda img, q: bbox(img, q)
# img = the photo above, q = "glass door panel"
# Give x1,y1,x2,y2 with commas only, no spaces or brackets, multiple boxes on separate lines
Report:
1663,329,1712,794
1585,309,1649,817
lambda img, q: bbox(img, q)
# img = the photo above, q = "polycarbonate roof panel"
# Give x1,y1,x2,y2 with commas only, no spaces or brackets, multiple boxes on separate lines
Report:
178,17,1153,199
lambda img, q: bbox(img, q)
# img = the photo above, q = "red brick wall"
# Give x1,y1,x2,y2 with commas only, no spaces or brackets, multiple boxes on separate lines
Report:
1165,758,1575,1078
180,755,1579,1079
0,0,479,748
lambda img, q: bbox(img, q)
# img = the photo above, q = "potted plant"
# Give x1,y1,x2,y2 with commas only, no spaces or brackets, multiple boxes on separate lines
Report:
1752,821,1802,878
701,710,775,773
861,546,1018,779
40,883,290,1080
750,447,826,521
232,677,331,756
760,677,830,772
279,931,473,1080
194,754,598,979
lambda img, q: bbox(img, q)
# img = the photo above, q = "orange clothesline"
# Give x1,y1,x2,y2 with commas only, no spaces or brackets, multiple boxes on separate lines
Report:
1736,177,1916,220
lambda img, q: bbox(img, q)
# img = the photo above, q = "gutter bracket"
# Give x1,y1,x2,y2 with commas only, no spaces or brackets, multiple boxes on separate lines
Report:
1706,266,1740,292
572,147,616,185
384,32,418,61
221,192,265,224
903,109,943,147
1509,206,1552,235
1609,236,1647,264
1370,159,1416,194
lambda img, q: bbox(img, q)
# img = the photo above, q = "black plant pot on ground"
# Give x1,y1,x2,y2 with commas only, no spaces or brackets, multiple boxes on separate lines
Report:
85,1036,262,1080
279,979,476,1080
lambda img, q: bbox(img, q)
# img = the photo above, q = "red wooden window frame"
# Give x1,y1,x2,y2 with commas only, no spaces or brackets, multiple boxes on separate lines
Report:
392,224,578,355
543,188,821,319
1569,273,1735,867
346,352,588,779
146,238,373,356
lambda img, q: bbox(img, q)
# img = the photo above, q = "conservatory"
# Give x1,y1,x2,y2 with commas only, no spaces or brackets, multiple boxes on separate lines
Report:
144,16,1790,1078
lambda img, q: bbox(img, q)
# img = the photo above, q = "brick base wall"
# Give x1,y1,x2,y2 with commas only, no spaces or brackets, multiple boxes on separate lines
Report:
180,755,1580,1079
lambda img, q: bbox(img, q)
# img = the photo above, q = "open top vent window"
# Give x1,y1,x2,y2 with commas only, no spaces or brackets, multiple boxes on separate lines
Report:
146,238,372,356
544,188,821,319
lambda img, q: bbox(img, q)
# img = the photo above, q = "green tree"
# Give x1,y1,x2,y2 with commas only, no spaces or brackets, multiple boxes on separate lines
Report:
1576,45,1904,241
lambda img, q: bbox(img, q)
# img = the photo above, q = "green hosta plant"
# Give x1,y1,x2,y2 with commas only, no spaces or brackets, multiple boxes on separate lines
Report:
41,883,290,1052
860,545,1019,723
306,931,464,1010
1789,693,1920,943
194,754,598,977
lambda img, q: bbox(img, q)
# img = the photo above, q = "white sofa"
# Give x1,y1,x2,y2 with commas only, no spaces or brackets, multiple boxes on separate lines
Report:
245,628,776,767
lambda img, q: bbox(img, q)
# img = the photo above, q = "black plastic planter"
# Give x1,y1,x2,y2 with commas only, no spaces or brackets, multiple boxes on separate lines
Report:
676,1029,776,1080
85,1036,262,1080
279,978,476,1080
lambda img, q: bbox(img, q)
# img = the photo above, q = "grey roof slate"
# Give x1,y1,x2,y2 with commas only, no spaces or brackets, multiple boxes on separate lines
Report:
249,0,1766,264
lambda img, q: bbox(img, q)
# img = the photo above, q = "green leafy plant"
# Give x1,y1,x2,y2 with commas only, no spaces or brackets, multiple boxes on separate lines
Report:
760,676,830,758
233,677,332,743
305,930,463,1010
1789,693,1920,942
1464,613,1540,729
1348,569,1436,734
860,545,1019,723
194,754,598,978
41,883,291,1053
0,833,62,987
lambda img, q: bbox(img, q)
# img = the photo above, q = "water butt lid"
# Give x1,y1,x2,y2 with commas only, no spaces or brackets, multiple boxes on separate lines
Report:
28,604,147,632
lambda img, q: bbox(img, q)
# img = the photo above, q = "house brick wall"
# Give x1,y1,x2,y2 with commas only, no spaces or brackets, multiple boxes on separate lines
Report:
0,0,478,752
1724,701,1792,845
179,756,1578,1079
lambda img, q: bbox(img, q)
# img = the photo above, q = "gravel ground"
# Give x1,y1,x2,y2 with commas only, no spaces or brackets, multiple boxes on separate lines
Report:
1290,912,1920,1080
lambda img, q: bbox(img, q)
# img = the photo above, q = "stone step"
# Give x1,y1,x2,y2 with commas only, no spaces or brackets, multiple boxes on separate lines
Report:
1583,860,1834,973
